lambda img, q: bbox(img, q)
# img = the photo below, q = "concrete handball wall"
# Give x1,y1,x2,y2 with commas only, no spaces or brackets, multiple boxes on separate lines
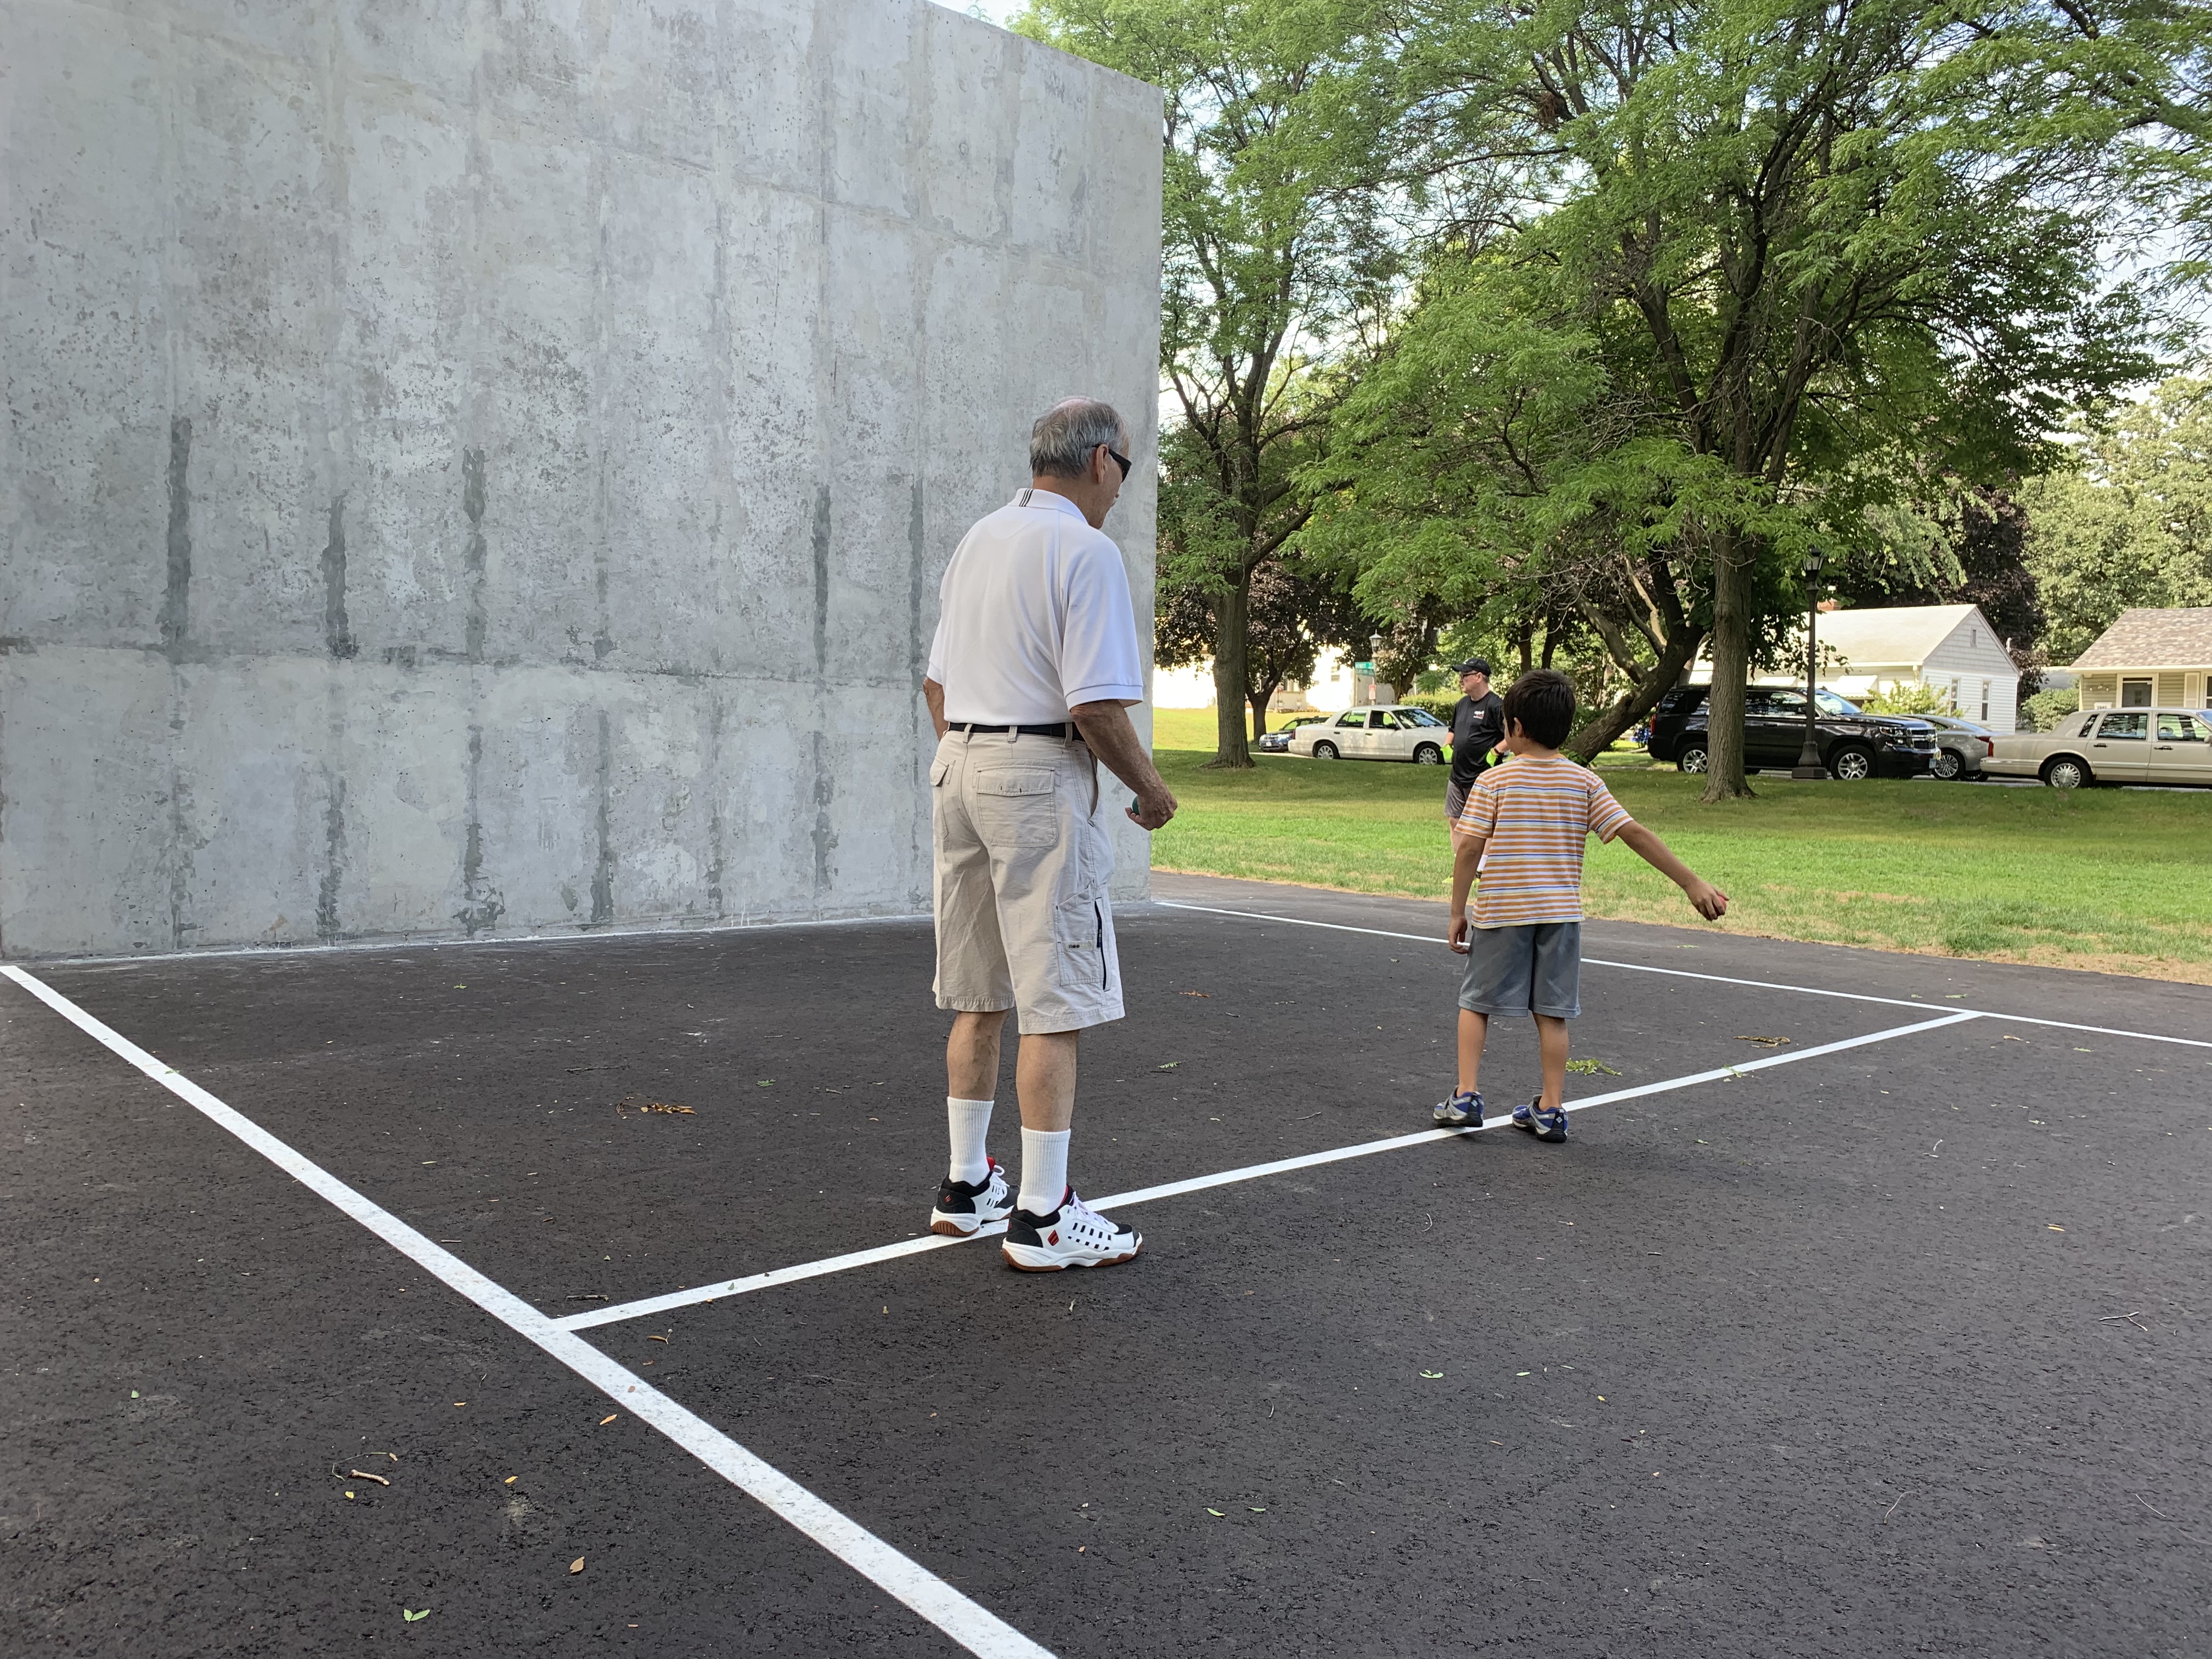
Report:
0,0,1163,958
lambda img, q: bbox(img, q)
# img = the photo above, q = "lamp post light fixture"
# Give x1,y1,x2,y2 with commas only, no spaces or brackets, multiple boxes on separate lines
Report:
1791,548,1829,779
1369,633,1384,702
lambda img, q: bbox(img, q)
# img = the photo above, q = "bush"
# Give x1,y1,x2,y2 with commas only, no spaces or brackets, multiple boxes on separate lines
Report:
2022,686,2080,731
1859,680,1953,716
1402,693,1459,722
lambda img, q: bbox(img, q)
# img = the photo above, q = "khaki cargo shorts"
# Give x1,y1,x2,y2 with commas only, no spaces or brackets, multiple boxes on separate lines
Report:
931,728,1121,1034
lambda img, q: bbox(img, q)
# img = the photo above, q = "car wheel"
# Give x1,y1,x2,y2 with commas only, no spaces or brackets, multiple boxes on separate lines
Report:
1829,744,1875,781
1412,742,1444,765
1312,740,1339,760
1677,744,1708,774
1930,748,1962,780
2041,754,2091,789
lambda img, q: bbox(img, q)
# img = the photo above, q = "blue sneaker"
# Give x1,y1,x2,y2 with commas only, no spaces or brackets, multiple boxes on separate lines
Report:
1523,1101,1568,1143
1510,1098,1570,1140
1434,1088,1483,1127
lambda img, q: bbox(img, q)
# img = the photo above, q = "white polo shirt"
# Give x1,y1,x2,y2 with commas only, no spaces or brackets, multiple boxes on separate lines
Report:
926,489,1146,724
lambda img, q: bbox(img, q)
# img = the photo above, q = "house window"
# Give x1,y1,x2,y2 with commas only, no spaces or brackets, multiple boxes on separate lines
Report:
2120,678,2153,707
1979,681,1989,721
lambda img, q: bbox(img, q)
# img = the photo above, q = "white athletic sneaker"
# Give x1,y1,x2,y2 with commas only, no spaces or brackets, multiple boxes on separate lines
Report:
1001,1187,1142,1272
929,1158,1014,1238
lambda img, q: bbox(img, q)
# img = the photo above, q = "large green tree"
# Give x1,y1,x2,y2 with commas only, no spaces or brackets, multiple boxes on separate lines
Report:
2019,373,2212,661
1346,0,2165,793
1018,0,1395,768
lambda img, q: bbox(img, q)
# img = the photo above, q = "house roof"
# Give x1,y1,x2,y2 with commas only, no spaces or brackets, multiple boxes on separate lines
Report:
2070,607,2212,670
1810,603,1984,668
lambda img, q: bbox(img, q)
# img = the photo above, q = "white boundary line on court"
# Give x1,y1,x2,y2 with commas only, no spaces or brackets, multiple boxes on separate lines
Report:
0,964,1053,1659
557,1008,1980,1332
1156,900,2212,1051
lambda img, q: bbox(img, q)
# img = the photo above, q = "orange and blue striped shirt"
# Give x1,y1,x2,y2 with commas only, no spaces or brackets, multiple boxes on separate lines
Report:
1455,755,1634,928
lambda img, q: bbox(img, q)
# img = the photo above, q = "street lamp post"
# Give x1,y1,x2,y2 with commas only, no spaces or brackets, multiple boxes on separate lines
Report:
1791,549,1827,779
1369,633,1384,702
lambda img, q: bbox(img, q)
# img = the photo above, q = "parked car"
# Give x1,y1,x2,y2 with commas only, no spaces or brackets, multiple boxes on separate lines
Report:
1983,707,2212,788
1646,685,1938,779
1917,714,2001,780
1285,704,1451,764
1255,714,1328,754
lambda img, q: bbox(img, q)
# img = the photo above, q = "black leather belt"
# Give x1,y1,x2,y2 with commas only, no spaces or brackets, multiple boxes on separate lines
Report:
950,721,1080,739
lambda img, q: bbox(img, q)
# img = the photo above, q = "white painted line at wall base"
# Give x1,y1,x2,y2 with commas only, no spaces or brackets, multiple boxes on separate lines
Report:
0,964,1053,1659
561,1009,1978,1331
1157,900,2212,1049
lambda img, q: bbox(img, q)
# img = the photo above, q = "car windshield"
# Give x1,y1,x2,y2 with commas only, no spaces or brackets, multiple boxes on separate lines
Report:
1813,689,1860,714
1396,708,1444,727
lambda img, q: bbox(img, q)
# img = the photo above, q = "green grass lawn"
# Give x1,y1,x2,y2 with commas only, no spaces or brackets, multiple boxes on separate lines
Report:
1147,709,2212,983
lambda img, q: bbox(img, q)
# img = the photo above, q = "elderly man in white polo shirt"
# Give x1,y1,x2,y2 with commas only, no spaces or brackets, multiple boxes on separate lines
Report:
919,397,1178,1271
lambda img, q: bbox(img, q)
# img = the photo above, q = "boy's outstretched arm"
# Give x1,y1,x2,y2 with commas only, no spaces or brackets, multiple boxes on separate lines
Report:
1447,831,1486,952
1616,822,1729,919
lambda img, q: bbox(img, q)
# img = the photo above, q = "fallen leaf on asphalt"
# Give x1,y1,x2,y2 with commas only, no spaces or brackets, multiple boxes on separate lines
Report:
1420,1370,1444,1379
345,1491,356,1499
349,1470,391,1486
1205,1508,1225,1517
1565,1058,1621,1076
453,1402,466,1408
1249,1507,1266,1513
569,1558,585,1574
1156,1062,1180,1071
646,1335,668,1344
599,1414,618,1425
2048,1225,2066,1232
505,1476,518,1485
755,1080,774,1087
1736,1035,1791,1047
1516,1372,1531,1377
403,1609,430,1622
1180,991,1210,998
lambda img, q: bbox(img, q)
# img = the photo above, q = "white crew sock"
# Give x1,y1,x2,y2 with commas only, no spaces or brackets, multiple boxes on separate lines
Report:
1018,1127,1071,1217
946,1097,994,1186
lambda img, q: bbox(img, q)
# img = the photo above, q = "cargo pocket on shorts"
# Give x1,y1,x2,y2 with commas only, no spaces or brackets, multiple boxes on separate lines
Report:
1055,891,1110,991
971,768,1059,847
930,760,951,788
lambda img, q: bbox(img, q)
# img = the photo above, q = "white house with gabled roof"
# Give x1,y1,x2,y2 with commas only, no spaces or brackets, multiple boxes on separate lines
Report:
1699,603,2023,726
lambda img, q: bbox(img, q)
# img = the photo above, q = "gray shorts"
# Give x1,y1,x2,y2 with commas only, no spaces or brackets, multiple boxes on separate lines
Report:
1459,921,1582,1019
1445,778,1469,826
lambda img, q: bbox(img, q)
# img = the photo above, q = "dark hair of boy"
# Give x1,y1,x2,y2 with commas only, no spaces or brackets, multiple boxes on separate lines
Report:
1500,669,1576,749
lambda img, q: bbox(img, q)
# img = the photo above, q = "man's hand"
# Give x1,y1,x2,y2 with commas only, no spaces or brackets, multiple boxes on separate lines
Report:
1127,785,1177,831
1681,878,1729,921
1447,911,1471,954
1070,699,1177,831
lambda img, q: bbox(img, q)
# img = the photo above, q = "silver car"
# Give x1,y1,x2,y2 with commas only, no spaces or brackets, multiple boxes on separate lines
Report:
1984,707,2212,788
1917,714,1999,780
1286,704,1451,764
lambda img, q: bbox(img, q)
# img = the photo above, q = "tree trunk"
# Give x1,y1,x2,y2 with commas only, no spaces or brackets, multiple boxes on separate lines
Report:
1539,628,1558,669
1562,625,1704,764
1207,578,1255,769
1701,529,1756,801
1250,676,1283,740
1517,624,1534,676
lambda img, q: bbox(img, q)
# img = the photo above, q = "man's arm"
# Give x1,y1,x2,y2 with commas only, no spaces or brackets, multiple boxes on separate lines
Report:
1447,830,1486,952
923,677,947,738
1615,821,1728,919
1070,699,1177,830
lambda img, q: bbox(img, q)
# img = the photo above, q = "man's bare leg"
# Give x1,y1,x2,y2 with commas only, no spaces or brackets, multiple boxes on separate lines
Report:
1015,1030,1079,1132
946,1009,1008,1101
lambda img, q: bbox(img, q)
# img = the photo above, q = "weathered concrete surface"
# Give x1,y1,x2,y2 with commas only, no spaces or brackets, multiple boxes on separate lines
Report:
0,0,1161,958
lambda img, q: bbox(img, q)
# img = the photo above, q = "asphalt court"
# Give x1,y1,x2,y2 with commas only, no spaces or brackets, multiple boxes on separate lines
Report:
6,874,2210,1656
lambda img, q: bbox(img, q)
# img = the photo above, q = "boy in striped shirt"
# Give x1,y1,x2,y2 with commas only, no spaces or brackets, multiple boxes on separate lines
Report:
1435,670,1728,1141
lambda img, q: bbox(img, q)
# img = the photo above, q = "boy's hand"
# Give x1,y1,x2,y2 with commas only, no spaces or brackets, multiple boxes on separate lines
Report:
1683,878,1729,921
1447,912,1471,954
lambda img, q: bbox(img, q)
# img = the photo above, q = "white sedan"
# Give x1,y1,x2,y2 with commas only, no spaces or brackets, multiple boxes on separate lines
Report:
1285,704,1452,764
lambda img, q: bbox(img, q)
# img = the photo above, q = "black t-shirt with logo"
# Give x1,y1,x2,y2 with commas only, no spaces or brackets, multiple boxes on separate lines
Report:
1449,691,1505,788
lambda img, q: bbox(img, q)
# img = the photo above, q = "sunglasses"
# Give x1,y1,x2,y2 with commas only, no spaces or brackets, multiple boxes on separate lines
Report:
1104,445,1132,481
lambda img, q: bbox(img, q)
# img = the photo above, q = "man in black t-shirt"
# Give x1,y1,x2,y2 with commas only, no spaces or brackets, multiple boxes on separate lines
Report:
1446,657,1507,827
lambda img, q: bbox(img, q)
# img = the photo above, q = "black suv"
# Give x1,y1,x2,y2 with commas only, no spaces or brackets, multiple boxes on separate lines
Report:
1647,685,1938,780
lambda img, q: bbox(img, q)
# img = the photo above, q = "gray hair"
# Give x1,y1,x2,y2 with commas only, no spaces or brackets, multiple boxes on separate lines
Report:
1029,397,1127,479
